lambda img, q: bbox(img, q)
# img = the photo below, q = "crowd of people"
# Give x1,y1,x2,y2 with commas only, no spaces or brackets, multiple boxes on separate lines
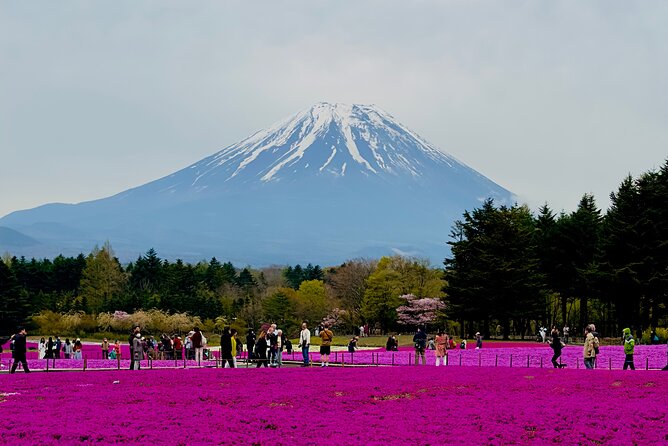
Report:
5,322,668,373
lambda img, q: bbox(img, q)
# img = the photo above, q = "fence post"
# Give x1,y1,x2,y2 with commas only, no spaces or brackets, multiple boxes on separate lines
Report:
527,355,530,368
459,354,462,366
409,352,412,365
478,353,481,367
83,357,87,371
609,358,612,370
577,358,579,369
392,352,394,366
335,352,338,363
46,358,49,372
646,357,649,370
495,355,498,367
540,357,543,368
117,356,121,370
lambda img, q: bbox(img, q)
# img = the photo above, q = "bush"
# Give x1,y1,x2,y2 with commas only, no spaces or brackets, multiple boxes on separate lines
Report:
641,327,668,344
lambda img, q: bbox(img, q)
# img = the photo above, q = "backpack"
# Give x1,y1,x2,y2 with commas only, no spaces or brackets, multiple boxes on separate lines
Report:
592,333,600,355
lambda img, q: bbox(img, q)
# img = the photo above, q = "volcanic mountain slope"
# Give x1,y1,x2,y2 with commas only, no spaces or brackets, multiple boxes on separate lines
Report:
0,102,514,264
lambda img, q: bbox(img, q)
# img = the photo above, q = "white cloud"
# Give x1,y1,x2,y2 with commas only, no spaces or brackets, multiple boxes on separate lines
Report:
1,1,666,217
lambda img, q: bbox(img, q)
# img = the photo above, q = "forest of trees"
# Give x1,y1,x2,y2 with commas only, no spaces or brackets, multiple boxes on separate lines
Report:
445,161,668,340
0,160,666,340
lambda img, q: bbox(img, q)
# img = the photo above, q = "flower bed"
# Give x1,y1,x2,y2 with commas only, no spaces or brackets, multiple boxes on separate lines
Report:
1,366,666,445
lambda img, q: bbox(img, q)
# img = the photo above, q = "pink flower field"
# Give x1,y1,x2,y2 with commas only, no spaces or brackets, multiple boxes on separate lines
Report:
1,366,666,445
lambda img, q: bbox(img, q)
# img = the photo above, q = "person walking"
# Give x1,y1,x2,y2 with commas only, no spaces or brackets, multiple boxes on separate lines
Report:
583,324,599,370
246,330,256,364
549,328,565,368
319,324,334,367
435,331,447,366
413,328,427,365
299,323,311,366
622,327,635,370
475,332,483,349
254,331,269,368
220,327,235,368
10,327,30,374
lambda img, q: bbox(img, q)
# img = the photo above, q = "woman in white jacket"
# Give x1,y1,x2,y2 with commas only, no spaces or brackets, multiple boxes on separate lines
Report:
38,337,46,359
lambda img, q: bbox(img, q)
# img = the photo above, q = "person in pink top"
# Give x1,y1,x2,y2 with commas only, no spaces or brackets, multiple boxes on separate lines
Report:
435,330,448,366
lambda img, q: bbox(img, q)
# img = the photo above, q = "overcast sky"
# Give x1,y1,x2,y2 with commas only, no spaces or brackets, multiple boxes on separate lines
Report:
1,1,667,218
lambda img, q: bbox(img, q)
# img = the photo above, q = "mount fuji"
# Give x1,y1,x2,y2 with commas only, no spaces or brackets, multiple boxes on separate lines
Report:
0,102,514,265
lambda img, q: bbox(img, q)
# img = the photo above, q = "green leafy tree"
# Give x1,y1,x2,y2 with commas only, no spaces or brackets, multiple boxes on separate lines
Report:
79,242,127,314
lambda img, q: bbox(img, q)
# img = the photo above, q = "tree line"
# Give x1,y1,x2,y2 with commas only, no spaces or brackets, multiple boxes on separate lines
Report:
1,160,666,340
445,160,668,340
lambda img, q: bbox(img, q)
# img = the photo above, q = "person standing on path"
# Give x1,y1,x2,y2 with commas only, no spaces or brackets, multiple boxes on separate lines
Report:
101,338,110,359
54,336,62,359
254,331,269,367
622,327,635,370
220,327,235,368
132,333,143,370
299,323,311,366
435,331,447,366
319,324,334,367
246,330,256,363
475,332,483,349
63,338,73,359
583,324,599,370
38,337,46,360
10,327,30,374
549,328,565,368
128,325,141,370
191,327,204,364
413,328,427,365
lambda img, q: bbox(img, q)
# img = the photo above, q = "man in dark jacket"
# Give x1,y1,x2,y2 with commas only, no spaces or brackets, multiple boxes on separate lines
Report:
220,327,235,368
10,327,30,373
246,330,256,362
413,328,427,365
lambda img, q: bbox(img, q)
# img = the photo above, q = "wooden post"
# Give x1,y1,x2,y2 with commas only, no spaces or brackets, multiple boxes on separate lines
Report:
83,358,87,371
527,355,530,368
117,356,121,370
335,352,338,363
510,355,513,368
646,357,649,370
409,352,412,365
609,358,612,370
459,354,462,366
577,358,579,369
46,358,49,372
478,353,481,367
391,352,394,366
540,357,543,368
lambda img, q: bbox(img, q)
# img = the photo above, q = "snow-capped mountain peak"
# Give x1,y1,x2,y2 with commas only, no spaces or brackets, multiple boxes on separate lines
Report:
188,102,460,188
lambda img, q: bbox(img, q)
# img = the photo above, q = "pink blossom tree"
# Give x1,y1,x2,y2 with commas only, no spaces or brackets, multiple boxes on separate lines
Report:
396,294,447,328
